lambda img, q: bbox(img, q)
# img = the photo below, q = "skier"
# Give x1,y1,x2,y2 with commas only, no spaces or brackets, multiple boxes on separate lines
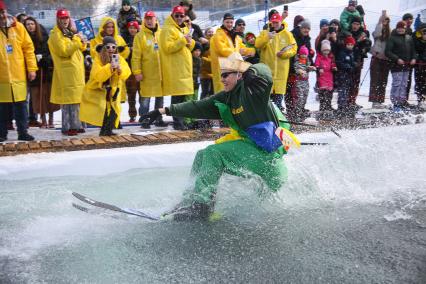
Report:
140,53,299,220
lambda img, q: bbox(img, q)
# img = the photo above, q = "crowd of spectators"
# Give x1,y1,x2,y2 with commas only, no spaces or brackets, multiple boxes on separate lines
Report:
0,0,425,142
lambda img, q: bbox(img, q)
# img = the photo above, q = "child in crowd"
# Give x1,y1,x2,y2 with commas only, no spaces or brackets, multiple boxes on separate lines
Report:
294,45,316,121
315,39,337,114
335,36,356,115
244,32,260,64
184,42,203,128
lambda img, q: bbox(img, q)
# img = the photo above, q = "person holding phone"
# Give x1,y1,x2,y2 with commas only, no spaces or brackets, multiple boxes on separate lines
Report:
255,13,297,112
80,36,131,136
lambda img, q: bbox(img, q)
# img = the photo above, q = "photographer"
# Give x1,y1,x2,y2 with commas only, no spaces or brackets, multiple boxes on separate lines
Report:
80,36,131,136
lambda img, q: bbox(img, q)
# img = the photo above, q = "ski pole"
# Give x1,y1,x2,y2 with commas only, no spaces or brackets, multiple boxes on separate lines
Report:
360,65,370,87
283,120,342,138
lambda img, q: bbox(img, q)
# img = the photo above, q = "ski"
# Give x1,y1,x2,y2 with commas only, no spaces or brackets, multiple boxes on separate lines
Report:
72,192,160,221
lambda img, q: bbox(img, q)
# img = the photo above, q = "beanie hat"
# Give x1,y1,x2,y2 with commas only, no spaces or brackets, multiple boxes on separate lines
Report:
122,0,131,6
294,15,305,28
244,32,256,41
223,13,234,21
402,13,413,21
351,16,362,25
103,36,117,46
0,0,6,10
321,39,331,51
268,9,279,20
298,45,309,56
345,36,356,45
235,19,245,27
56,8,70,19
172,6,185,15
127,21,139,29
320,19,329,28
270,13,282,23
300,19,311,30
396,20,407,29
193,42,202,52
330,19,340,27
348,0,357,6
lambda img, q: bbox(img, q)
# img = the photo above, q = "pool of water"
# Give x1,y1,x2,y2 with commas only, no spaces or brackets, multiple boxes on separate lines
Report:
1,125,425,283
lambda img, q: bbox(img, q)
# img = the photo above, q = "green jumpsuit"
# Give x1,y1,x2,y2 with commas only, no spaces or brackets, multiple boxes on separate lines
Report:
170,63,291,206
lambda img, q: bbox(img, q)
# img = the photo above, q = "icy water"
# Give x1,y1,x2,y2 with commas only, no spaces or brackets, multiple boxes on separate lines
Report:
1,125,426,283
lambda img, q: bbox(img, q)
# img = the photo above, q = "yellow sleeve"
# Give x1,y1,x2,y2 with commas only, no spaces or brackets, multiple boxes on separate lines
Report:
118,56,131,81
280,33,297,59
131,32,144,75
49,33,82,58
90,59,113,83
255,31,269,49
188,38,196,51
238,41,255,56
160,28,187,54
89,38,98,59
212,33,234,57
117,35,130,59
20,24,38,72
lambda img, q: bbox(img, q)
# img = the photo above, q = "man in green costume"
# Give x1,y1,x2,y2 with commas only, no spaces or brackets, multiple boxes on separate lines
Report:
141,52,298,220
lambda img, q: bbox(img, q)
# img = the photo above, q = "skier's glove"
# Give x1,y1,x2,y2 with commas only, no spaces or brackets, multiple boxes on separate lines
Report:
139,109,161,124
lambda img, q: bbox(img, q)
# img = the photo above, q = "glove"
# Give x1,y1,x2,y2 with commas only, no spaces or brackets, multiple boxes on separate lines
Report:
139,109,161,124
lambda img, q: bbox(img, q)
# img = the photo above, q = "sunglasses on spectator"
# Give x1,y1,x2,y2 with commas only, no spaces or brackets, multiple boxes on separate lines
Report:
105,45,117,50
237,23,246,26
174,14,185,19
221,72,237,79
184,19,190,23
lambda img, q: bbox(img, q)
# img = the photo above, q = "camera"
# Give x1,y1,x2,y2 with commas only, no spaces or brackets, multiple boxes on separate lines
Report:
328,27,336,34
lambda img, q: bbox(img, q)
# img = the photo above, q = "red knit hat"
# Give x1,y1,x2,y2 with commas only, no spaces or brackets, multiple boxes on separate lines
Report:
127,21,139,29
172,6,185,15
345,36,356,45
0,0,6,10
56,9,70,19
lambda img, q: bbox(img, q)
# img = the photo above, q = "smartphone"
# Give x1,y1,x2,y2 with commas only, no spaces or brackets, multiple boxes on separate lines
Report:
111,54,119,67
284,5,288,11
189,28,194,37
328,26,336,33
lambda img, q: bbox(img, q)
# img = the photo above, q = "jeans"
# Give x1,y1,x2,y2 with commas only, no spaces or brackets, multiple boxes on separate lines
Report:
390,71,409,106
171,95,186,128
200,78,214,100
139,97,164,116
61,104,82,132
0,101,29,138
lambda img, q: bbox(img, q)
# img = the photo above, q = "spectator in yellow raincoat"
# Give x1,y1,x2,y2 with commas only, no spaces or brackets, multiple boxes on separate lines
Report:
159,5,195,130
0,1,38,142
90,17,129,60
256,13,297,112
132,10,167,129
80,36,131,136
48,8,87,136
210,13,255,93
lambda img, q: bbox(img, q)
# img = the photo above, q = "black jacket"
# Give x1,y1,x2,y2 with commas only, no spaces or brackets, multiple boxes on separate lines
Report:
385,30,416,71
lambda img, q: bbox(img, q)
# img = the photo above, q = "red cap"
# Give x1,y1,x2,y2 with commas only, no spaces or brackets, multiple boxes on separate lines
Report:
127,21,139,29
144,11,156,18
345,36,356,45
270,13,282,23
172,5,185,15
56,9,70,19
0,0,6,10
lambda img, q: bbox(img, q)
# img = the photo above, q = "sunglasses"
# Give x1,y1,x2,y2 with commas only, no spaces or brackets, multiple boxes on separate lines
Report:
184,20,190,23
105,45,117,50
237,23,246,26
221,72,237,79
174,14,185,19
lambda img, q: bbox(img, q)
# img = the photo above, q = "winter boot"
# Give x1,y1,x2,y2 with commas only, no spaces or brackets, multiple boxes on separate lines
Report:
172,202,213,221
